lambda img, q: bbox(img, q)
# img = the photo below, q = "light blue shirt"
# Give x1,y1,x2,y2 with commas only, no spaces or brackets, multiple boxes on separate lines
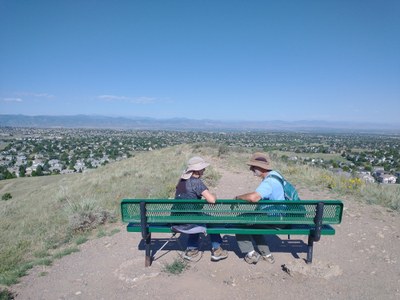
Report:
256,171,285,200
256,171,286,215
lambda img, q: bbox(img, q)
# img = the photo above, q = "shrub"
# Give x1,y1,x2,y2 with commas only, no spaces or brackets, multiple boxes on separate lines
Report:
218,144,229,157
0,288,14,300
65,198,116,232
162,258,188,275
75,235,89,245
1,193,12,201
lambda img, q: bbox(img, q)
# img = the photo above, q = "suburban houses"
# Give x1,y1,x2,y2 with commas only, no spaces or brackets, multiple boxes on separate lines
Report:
0,127,399,184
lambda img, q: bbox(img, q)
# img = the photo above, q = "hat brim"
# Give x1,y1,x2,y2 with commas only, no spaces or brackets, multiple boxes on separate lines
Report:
181,171,193,180
247,161,272,170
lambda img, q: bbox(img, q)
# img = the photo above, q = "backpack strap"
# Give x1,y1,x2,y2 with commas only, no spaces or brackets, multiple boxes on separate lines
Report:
267,173,285,188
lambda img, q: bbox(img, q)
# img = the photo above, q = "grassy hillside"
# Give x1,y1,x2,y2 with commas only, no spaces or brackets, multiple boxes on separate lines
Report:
0,145,192,285
0,143,399,287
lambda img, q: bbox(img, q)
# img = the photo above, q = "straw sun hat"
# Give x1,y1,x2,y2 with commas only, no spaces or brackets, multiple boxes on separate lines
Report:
181,156,210,179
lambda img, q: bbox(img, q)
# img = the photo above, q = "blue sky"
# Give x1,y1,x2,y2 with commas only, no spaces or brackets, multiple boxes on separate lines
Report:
1,0,399,124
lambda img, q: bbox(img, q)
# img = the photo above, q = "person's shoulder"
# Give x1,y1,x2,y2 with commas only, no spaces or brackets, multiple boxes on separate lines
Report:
188,177,205,185
189,177,202,183
190,177,208,189
269,170,282,177
267,171,284,180
264,171,283,184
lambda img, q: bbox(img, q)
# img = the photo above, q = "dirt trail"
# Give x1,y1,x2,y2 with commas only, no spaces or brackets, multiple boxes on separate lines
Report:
11,165,400,300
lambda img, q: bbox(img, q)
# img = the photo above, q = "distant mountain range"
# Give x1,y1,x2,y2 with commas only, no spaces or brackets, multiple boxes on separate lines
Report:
1,114,399,133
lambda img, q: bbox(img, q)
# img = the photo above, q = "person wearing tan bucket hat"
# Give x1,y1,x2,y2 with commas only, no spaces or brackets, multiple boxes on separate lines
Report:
175,156,228,262
180,156,210,180
234,152,286,265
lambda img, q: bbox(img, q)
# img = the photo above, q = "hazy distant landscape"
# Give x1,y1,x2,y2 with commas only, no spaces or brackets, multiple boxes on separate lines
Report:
1,126,399,184
1,114,400,132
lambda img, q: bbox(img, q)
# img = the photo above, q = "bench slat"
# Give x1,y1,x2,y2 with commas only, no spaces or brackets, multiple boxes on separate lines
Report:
126,222,336,235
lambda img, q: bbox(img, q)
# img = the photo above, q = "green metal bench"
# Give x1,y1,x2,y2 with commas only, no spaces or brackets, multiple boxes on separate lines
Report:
121,199,343,266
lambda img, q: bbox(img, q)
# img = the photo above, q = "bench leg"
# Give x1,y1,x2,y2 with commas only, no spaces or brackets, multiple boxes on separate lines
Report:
306,235,314,264
145,233,152,267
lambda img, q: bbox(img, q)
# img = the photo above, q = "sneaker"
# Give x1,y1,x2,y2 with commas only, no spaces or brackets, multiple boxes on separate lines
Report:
183,248,199,261
211,247,228,261
244,251,260,264
262,254,275,264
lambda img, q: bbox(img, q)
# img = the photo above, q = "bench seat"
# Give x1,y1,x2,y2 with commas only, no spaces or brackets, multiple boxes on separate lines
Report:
126,222,336,235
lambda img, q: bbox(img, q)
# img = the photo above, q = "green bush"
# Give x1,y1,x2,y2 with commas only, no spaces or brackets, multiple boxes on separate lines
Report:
1,193,12,201
0,288,14,300
75,235,89,245
64,198,116,232
162,258,188,275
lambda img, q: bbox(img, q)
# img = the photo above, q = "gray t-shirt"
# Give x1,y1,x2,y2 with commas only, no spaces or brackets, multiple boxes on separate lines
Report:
175,177,208,199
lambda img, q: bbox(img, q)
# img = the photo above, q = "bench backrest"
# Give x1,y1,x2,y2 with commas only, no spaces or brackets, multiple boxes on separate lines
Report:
121,199,343,225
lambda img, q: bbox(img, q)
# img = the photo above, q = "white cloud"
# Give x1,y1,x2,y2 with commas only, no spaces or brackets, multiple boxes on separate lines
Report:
3,98,23,102
17,92,54,98
98,94,130,101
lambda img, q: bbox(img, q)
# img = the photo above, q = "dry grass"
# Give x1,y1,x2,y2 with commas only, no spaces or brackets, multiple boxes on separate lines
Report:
0,144,220,285
270,158,400,210
0,143,398,285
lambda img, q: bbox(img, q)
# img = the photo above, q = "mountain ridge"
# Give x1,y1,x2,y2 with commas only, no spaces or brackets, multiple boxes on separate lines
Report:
1,114,399,133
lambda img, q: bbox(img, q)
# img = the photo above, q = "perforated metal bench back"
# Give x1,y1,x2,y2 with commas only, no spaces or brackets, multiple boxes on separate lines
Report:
121,199,343,225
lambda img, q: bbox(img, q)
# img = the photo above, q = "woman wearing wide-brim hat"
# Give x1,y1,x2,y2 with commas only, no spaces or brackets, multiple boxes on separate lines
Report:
175,156,228,262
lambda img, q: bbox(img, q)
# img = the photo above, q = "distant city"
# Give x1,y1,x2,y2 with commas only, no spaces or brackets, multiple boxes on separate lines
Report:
0,126,399,184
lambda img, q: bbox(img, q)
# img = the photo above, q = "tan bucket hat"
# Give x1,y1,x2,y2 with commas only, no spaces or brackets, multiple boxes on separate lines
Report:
247,152,273,170
181,156,210,179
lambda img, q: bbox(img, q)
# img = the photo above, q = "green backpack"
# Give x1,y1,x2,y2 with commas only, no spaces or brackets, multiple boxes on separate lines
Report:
268,174,301,201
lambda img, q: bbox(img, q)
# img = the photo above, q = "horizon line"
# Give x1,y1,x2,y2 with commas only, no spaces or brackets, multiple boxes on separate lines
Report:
1,113,400,126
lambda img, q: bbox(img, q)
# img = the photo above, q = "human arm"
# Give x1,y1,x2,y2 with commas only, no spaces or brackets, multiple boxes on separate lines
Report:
202,189,217,204
235,192,262,203
236,178,275,202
